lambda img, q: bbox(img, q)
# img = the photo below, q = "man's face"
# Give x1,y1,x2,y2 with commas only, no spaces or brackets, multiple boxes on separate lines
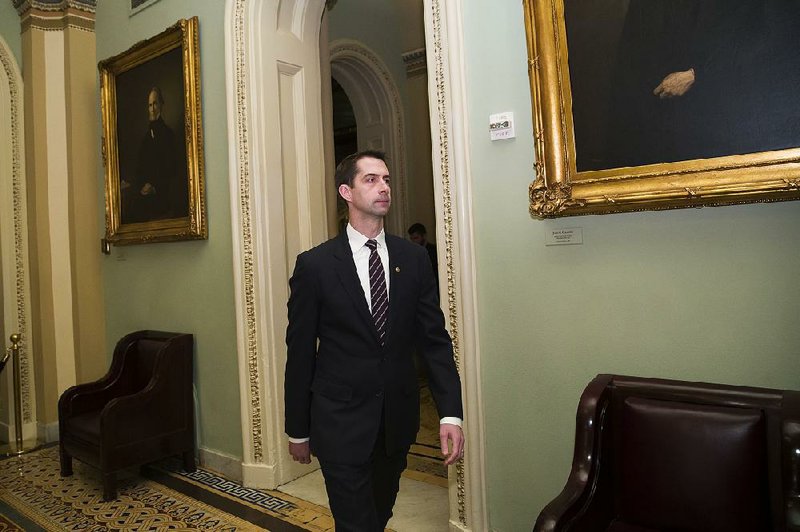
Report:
409,232,426,246
148,90,161,121
339,157,391,220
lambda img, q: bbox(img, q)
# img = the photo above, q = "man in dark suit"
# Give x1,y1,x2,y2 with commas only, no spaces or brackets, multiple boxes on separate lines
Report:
285,150,464,531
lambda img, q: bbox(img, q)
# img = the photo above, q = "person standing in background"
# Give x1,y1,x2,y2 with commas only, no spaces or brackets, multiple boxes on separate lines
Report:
408,222,439,294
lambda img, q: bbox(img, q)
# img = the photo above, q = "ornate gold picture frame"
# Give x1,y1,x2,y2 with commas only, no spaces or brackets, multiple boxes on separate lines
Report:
523,0,800,218
100,17,206,245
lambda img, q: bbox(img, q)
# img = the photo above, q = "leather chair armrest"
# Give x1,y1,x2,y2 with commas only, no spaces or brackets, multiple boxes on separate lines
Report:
534,374,612,532
58,347,135,418
61,382,127,417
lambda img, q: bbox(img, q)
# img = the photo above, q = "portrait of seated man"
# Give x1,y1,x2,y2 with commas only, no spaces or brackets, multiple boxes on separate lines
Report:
121,86,188,224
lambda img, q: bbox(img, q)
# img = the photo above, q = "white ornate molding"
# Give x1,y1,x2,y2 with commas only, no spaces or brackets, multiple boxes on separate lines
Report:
424,0,488,530
0,35,36,432
226,0,267,477
226,0,328,488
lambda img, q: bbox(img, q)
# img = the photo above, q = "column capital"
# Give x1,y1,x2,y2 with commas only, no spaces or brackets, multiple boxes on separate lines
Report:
14,0,96,32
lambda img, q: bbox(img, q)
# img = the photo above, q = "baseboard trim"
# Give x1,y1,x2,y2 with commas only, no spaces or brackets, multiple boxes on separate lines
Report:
198,447,243,483
241,461,280,490
0,420,45,443
40,421,58,443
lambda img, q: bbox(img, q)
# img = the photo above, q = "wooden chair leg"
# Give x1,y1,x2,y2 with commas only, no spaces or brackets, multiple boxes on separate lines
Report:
102,472,117,501
59,447,73,477
182,450,196,472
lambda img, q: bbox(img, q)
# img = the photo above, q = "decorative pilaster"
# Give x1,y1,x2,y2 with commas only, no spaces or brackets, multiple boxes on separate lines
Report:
17,0,105,431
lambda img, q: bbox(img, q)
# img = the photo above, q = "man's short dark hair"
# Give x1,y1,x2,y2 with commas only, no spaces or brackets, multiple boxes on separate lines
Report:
334,150,387,189
407,223,426,236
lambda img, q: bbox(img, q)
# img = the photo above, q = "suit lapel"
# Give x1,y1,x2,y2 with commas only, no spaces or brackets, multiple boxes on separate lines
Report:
332,233,382,343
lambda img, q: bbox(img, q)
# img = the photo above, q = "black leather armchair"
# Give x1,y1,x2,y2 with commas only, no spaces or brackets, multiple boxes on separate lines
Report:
58,330,195,500
534,374,800,532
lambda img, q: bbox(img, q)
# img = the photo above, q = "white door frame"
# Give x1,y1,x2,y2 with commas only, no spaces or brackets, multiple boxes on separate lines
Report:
422,2,488,528
0,35,36,444
224,1,487,529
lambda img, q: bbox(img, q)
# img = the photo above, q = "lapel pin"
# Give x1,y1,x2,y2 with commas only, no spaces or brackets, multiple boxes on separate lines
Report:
395,266,400,273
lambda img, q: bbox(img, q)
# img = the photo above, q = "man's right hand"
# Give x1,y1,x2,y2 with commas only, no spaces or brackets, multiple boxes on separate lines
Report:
289,441,312,464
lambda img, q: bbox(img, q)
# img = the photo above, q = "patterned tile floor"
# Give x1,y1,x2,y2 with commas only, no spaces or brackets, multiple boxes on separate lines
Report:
152,455,336,531
0,445,447,531
0,382,447,532
0,446,332,531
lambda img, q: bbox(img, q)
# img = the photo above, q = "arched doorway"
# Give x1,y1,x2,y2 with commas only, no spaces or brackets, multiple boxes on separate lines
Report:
224,1,486,529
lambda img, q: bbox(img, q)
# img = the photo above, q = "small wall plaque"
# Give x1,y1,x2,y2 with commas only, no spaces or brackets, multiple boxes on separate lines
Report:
546,227,583,246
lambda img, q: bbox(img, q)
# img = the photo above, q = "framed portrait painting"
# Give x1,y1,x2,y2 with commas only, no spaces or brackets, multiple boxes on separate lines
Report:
523,0,800,218
100,17,206,244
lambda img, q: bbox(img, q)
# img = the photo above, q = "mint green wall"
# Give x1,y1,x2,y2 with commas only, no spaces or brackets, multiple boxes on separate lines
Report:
0,1,21,64
462,2,800,531
96,1,241,459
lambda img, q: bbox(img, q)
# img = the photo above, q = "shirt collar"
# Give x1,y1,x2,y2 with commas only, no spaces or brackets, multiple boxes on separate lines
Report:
347,223,386,254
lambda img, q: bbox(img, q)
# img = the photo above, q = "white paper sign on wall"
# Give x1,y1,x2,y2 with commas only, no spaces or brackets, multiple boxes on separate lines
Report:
489,112,515,141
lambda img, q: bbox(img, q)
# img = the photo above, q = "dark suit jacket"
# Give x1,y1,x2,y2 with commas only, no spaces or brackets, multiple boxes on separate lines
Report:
285,231,462,465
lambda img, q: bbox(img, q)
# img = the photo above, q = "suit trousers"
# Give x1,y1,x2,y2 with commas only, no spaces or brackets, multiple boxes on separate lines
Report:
318,410,409,532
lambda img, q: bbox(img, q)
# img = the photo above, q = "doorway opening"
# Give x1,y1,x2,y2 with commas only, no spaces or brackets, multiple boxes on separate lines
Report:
331,78,358,164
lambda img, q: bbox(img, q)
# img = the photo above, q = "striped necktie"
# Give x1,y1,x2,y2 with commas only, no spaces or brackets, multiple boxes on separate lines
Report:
365,239,388,345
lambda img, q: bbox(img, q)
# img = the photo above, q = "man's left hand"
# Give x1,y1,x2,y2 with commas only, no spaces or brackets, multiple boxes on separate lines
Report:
440,423,464,466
